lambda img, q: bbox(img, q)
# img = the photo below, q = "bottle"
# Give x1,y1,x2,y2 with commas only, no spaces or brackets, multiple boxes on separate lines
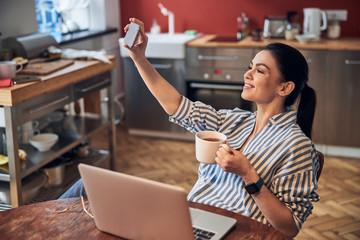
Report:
150,19,161,34
35,0,61,42
237,12,249,40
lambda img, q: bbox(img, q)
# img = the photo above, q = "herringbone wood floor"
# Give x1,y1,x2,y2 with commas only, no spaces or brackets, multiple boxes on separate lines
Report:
91,123,360,240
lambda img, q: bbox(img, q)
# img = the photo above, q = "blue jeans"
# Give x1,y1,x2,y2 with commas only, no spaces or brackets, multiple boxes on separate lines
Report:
59,178,86,199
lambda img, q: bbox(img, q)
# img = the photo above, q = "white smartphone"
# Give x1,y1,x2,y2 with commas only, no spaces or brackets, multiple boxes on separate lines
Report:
124,22,140,48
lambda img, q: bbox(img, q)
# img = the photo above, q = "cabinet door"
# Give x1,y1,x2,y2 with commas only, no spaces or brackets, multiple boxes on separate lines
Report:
300,50,328,145
326,51,360,147
123,58,186,133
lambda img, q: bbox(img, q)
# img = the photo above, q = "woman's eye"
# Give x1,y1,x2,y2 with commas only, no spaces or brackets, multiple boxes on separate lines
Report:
257,68,264,74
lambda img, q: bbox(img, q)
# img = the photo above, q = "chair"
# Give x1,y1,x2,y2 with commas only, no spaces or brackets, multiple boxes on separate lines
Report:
316,151,324,181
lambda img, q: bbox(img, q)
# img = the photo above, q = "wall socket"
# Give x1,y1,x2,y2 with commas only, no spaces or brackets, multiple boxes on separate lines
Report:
325,10,348,21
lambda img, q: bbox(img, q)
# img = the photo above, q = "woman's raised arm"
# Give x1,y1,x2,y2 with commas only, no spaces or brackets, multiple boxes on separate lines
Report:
123,18,182,115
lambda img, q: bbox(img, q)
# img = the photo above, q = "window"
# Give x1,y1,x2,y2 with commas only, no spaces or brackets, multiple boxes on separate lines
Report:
35,0,90,42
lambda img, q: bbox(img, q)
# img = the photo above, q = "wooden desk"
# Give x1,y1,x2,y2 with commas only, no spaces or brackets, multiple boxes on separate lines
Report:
0,198,291,240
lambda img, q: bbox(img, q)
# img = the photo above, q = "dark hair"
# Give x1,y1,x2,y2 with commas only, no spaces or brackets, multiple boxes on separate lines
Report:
263,43,316,139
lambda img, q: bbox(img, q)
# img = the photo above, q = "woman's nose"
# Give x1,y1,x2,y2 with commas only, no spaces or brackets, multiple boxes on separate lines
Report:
244,69,252,80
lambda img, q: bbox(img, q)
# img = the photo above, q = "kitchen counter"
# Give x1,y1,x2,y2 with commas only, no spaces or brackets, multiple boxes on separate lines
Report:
0,56,115,106
187,35,360,50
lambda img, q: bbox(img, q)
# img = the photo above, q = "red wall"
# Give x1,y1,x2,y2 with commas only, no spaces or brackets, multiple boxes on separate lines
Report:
120,0,360,38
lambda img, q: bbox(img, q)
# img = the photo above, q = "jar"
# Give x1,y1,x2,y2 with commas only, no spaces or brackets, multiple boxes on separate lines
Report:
285,23,300,41
327,21,341,39
252,29,263,42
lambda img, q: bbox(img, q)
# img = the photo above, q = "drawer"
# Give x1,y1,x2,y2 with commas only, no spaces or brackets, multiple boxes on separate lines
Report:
186,47,253,69
73,72,111,101
14,86,72,125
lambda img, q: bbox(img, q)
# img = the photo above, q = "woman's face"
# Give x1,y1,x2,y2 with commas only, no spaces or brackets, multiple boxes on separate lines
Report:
241,50,284,105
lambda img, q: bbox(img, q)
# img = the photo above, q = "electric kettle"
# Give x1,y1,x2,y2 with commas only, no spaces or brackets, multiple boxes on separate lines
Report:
303,8,327,39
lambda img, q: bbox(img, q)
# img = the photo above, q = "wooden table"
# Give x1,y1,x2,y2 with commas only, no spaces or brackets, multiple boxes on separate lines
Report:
0,198,292,240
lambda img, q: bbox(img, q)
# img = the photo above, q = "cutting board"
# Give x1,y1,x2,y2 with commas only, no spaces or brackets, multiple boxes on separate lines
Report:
20,59,75,75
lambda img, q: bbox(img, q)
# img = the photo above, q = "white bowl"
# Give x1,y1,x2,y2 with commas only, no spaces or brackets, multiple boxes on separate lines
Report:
295,34,317,44
29,133,59,152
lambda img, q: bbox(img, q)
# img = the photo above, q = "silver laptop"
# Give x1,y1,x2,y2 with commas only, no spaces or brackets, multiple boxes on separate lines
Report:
79,164,236,240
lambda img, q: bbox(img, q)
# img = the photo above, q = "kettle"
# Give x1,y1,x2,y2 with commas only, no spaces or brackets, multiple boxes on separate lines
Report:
303,8,327,39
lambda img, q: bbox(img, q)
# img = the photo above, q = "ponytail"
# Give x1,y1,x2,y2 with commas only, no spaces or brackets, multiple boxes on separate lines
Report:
263,43,317,140
297,84,316,139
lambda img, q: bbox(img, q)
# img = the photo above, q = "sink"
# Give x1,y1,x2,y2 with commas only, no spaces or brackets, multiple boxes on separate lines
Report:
119,33,197,59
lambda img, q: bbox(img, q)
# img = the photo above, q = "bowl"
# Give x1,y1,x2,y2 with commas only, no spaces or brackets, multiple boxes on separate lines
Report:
0,173,48,204
29,133,59,152
295,34,317,44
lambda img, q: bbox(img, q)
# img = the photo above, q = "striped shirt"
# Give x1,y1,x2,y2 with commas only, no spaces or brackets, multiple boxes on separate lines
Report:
169,96,320,230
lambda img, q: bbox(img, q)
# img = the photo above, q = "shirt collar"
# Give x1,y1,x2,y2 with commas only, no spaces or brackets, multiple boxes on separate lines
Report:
268,110,297,126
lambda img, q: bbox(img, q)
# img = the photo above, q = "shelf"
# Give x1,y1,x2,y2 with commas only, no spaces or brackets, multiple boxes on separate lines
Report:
0,149,109,210
0,115,109,181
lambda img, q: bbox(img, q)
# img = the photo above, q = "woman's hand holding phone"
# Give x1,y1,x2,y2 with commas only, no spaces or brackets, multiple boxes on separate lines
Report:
123,18,148,61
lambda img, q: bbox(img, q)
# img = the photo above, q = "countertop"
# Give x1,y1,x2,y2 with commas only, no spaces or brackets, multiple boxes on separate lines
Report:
0,56,115,106
59,28,118,45
187,35,360,51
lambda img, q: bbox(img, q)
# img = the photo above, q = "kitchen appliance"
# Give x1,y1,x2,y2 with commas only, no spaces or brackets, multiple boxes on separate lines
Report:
303,8,327,40
2,33,59,59
263,16,287,38
185,47,254,112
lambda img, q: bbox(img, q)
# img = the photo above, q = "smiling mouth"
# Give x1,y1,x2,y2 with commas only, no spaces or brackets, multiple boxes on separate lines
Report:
244,83,254,89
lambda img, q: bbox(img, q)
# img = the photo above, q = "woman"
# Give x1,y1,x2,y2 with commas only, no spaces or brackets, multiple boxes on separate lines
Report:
124,18,319,237
61,18,320,238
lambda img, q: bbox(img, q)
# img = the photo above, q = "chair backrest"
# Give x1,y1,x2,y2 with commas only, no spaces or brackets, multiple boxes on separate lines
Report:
316,151,324,181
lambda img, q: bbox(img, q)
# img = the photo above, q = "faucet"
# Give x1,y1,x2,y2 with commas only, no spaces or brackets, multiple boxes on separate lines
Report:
158,3,174,35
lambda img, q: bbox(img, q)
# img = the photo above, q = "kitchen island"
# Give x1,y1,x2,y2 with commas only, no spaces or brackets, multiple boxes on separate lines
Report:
0,57,117,207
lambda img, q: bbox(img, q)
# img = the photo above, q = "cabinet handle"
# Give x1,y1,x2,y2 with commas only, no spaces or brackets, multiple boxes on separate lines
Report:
198,55,238,61
75,78,111,93
345,60,360,65
25,96,70,114
152,64,172,69
189,82,243,91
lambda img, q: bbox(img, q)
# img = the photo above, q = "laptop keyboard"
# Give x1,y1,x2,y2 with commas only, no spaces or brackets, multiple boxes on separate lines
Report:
193,227,216,240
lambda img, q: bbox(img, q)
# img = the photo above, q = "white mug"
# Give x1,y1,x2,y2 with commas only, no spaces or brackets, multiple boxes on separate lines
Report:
0,61,23,79
195,131,227,164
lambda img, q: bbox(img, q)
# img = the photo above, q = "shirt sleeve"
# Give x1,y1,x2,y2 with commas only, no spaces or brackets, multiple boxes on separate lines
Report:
271,147,320,230
169,96,228,134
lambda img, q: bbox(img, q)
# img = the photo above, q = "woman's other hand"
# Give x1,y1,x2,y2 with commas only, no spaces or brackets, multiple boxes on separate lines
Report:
123,18,148,62
215,143,255,181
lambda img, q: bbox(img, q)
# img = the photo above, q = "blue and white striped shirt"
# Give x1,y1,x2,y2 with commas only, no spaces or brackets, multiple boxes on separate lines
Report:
170,96,320,230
